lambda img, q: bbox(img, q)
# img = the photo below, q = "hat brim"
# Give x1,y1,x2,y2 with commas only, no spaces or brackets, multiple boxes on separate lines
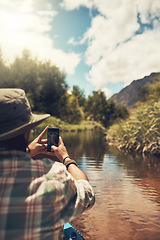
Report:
0,113,50,141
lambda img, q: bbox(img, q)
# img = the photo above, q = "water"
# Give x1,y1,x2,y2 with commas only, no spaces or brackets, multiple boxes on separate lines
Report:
61,130,160,240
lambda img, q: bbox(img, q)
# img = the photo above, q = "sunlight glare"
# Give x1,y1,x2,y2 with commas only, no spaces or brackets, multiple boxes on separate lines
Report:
5,13,29,33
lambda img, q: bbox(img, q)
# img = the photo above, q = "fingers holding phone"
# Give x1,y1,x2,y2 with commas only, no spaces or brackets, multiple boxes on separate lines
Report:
51,138,69,163
47,127,59,152
47,127,69,162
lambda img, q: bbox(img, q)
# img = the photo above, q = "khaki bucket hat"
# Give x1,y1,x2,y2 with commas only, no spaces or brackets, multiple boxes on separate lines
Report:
0,88,50,140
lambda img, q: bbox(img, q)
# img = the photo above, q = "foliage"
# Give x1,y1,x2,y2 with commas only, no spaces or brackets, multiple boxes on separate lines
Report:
58,93,83,124
0,48,10,87
145,80,160,102
0,48,128,127
8,50,67,116
30,116,105,140
138,75,160,102
72,85,86,107
107,80,160,155
85,90,128,128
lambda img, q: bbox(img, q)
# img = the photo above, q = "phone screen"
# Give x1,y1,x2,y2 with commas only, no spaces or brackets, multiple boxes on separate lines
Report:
47,127,59,152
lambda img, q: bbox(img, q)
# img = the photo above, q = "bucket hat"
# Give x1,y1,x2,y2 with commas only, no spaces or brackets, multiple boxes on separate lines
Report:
0,88,50,140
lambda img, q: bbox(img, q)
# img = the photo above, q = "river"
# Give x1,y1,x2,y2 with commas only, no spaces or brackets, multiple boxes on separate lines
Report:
61,130,160,240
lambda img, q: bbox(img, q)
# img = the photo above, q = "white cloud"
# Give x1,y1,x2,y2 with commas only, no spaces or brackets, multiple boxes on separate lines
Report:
60,0,93,10
61,0,160,89
101,87,112,99
0,0,81,75
68,37,79,46
86,29,160,88
137,0,160,23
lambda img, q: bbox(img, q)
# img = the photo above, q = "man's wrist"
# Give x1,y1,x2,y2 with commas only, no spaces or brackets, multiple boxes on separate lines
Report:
63,155,70,164
64,159,77,169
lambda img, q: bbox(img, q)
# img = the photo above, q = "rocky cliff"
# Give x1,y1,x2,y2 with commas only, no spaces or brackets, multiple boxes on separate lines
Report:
110,72,160,110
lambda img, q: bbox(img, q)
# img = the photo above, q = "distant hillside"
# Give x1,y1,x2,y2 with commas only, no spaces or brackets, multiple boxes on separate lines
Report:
110,72,160,110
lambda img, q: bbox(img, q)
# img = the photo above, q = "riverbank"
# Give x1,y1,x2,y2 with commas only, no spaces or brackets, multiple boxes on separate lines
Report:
31,115,105,139
106,100,160,156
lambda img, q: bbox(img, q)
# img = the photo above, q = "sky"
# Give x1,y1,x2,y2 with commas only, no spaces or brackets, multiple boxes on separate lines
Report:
0,0,160,98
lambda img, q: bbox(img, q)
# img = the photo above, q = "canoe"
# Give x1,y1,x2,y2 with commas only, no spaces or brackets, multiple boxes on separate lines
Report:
64,222,85,240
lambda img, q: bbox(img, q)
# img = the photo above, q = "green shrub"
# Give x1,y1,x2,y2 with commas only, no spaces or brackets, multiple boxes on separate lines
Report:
107,100,160,154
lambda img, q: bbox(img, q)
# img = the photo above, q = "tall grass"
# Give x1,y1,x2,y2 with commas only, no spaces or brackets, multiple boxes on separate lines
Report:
107,100,160,155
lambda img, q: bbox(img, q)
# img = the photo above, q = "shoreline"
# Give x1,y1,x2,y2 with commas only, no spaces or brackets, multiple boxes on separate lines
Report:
31,116,105,140
105,132,160,157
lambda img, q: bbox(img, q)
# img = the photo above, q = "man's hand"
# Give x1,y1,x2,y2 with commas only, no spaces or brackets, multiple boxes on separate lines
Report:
51,137,69,163
27,127,69,163
28,126,49,157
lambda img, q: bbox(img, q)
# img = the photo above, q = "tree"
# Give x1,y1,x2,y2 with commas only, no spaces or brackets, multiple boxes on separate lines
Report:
106,100,129,125
0,49,128,126
36,61,67,116
72,85,86,107
58,93,83,123
2,49,68,116
9,49,38,91
0,47,10,87
85,90,128,128
85,90,108,123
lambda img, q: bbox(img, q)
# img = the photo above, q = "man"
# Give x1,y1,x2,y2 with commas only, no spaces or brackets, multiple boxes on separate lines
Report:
0,89,95,240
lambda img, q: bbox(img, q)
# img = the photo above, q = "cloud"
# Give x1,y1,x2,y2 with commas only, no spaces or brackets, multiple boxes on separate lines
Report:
86,28,160,87
0,0,81,75
68,37,79,46
137,0,160,23
61,0,160,90
101,87,112,98
60,0,93,10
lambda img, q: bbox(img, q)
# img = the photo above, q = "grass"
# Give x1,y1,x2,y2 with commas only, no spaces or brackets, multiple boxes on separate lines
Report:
107,100,160,155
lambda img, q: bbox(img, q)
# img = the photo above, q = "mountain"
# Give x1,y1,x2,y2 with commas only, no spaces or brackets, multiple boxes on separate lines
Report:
110,72,160,111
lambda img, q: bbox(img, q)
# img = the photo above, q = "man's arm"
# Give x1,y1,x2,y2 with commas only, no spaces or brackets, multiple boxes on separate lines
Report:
27,127,89,181
51,137,89,181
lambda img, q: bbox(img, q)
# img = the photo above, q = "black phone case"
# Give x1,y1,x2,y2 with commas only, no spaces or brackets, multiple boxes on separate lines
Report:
47,128,59,152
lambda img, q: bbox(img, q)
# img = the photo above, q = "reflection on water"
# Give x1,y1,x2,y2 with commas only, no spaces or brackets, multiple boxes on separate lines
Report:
61,131,160,240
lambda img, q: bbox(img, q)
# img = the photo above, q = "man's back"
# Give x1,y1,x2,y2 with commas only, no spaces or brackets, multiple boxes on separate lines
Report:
0,151,95,240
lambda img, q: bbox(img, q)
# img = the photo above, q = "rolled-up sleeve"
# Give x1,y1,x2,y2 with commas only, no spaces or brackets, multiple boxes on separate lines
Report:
47,162,95,223
59,176,95,223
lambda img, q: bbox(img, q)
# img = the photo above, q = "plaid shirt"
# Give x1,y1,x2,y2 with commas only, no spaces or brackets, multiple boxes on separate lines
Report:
0,151,95,240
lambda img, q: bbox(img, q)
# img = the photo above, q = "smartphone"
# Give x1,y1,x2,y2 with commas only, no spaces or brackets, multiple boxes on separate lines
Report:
47,127,59,152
